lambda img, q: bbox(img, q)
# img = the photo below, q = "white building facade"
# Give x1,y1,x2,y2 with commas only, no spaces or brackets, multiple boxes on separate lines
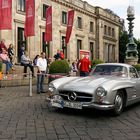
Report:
0,0,121,63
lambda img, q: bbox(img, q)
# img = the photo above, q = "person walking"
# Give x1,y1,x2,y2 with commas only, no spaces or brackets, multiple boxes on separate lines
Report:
36,52,47,94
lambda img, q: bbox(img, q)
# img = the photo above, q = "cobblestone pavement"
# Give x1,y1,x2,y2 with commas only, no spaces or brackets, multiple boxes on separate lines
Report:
0,86,140,140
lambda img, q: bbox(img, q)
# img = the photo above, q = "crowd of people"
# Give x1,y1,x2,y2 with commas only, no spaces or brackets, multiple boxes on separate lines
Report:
0,38,91,94
0,39,15,74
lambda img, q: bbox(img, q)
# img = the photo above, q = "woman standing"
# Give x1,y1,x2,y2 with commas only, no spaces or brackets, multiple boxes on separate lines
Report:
8,44,14,65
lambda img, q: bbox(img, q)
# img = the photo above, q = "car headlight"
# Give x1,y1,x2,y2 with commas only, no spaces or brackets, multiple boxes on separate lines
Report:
96,87,107,97
48,83,56,92
47,83,57,99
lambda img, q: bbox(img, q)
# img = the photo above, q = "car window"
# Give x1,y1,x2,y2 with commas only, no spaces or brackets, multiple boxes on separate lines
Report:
90,65,128,77
129,67,139,78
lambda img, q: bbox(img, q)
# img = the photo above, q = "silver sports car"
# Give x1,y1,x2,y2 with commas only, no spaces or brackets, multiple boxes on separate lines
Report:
47,63,140,115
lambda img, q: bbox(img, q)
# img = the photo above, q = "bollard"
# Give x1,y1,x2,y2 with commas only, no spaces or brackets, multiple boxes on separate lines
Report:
29,71,32,96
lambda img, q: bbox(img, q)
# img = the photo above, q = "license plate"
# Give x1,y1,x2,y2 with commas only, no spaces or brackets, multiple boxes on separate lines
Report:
63,101,82,109
51,100,63,108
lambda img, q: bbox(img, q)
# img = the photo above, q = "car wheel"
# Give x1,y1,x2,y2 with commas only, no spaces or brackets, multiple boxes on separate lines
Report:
112,90,124,116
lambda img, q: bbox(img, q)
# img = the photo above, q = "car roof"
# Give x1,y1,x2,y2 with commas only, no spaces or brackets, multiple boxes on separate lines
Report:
97,63,132,68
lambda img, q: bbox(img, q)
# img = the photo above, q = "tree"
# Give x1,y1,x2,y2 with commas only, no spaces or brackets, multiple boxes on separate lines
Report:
119,30,140,63
134,39,140,63
119,31,129,63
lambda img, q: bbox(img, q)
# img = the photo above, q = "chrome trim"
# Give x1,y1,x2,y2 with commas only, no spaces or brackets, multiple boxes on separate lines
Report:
82,103,115,110
59,93,93,99
47,97,115,110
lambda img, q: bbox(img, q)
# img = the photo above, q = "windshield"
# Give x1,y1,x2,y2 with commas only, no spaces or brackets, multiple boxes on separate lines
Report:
90,65,128,77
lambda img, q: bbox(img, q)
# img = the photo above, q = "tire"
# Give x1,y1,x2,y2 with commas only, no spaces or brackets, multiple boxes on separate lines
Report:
112,90,124,116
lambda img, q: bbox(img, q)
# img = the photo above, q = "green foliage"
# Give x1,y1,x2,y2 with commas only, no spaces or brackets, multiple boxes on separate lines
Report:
0,61,2,72
119,30,140,63
49,60,70,74
135,39,140,63
91,59,104,68
119,31,129,63
133,64,140,71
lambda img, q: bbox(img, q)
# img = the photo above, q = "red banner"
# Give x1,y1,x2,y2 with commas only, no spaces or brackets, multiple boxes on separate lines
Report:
65,10,74,44
0,0,12,30
24,0,35,37
45,6,52,42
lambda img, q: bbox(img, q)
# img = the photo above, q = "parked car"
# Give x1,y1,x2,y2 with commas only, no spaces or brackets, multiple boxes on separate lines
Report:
47,63,140,115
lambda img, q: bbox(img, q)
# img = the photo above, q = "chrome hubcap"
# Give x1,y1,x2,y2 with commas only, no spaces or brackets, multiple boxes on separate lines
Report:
115,95,123,112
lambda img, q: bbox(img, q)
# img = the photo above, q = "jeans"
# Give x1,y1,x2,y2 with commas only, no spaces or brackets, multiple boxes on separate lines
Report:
3,60,12,74
80,71,89,77
37,71,45,92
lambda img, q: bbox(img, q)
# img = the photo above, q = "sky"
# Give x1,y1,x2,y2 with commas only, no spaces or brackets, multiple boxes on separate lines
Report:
84,0,140,39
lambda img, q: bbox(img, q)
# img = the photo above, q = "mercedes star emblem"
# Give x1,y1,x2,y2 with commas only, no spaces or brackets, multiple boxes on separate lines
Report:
68,92,77,101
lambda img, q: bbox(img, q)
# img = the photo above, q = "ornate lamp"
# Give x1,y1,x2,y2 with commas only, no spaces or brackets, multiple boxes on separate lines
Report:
125,6,138,65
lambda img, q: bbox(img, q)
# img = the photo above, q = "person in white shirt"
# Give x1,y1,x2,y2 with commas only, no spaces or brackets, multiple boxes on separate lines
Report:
36,52,47,94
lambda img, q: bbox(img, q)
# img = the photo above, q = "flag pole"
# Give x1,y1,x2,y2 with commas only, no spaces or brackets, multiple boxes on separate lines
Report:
34,0,36,54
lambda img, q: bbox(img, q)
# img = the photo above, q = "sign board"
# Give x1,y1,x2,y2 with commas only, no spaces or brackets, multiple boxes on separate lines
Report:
79,50,90,59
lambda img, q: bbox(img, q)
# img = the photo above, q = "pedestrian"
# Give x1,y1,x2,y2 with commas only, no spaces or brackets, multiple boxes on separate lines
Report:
0,39,7,53
33,55,40,66
54,49,61,60
71,61,78,76
19,43,25,62
8,44,14,65
36,52,47,94
21,51,35,77
0,48,15,74
60,50,64,60
78,54,91,77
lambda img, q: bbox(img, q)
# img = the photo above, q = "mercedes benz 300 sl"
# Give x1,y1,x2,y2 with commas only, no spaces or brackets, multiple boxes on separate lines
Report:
47,63,140,115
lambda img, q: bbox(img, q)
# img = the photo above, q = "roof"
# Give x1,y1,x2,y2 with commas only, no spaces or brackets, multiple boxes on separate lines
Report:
97,63,132,68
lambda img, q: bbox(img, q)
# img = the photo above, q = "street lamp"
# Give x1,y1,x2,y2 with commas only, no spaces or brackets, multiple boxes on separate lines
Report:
125,6,138,65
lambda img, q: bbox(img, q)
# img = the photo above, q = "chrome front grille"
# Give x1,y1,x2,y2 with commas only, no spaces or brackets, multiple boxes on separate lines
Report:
59,90,93,102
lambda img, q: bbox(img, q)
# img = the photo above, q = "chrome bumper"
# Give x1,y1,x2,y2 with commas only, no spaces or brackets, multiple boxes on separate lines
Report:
82,103,115,110
46,97,115,110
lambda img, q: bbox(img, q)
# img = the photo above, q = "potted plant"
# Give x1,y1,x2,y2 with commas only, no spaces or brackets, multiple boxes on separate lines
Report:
48,60,70,83
91,59,104,69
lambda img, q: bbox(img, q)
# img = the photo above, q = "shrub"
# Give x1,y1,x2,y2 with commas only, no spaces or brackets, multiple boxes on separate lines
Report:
133,64,140,71
91,59,104,68
49,60,70,74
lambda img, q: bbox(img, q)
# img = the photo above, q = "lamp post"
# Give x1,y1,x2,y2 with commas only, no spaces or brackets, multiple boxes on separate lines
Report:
125,6,138,65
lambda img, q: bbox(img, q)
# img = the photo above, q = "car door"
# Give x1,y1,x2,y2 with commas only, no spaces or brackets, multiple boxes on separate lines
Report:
129,67,140,101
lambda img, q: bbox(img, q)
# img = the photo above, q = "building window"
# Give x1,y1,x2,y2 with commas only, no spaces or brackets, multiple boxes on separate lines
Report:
108,27,111,36
104,25,107,35
77,17,82,29
61,36,67,58
18,0,25,12
42,32,50,57
18,27,26,62
90,22,94,33
90,42,94,60
112,28,115,37
77,39,82,59
62,11,67,25
43,4,49,19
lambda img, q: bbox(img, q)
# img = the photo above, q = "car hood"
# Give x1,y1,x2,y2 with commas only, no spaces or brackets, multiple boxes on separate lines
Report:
59,76,113,93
